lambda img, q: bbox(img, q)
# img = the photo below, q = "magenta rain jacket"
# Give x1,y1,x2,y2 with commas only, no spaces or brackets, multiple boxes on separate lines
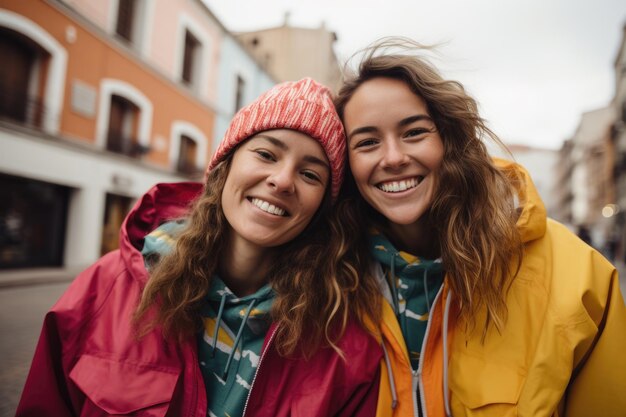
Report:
16,182,382,417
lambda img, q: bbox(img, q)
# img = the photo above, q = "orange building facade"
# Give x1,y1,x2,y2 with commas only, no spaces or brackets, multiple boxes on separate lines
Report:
0,0,221,269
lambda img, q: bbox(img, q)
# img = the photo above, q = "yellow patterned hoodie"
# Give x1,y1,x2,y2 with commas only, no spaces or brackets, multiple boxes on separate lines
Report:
374,159,626,417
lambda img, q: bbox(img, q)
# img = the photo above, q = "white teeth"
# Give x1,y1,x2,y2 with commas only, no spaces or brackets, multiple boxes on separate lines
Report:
250,198,287,216
378,177,421,193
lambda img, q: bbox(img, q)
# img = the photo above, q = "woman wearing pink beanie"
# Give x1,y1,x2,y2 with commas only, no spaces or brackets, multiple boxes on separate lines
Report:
17,78,382,417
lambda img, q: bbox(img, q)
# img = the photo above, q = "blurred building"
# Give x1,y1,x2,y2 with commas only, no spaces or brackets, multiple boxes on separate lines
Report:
0,0,274,270
506,144,559,218
611,22,626,262
567,106,615,248
236,14,342,91
554,139,575,226
213,33,275,152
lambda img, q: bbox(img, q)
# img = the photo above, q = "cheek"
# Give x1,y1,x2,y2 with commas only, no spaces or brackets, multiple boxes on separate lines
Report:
293,187,326,229
220,169,245,223
221,170,238,199
303,189,325,216
221,175,232,205
224,162,258,194
220,183,235,225
348,153,370,186
429,137,445,168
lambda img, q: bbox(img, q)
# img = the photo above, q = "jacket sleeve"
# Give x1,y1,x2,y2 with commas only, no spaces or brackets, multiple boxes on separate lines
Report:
564,262,626,417
15,311,76,417
15,253,124,417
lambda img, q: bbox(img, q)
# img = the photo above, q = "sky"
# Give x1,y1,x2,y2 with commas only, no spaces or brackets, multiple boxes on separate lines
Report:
203,0,626,150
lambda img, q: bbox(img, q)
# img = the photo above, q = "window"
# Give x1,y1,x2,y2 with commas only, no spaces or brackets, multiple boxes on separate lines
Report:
170,121,208,174
106,94,145,157
114,0,149,51
96,79,153,153
115,0,136,42
101,193,133,255
176,15,210,98
182,30,200,86
0,27,47,128
177,134,199,175
234,75,245,112
0,9,68,134
0,173,69,269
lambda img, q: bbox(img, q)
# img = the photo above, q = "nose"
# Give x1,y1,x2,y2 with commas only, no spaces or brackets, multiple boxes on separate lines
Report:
380,138,409,169
266,165,296,194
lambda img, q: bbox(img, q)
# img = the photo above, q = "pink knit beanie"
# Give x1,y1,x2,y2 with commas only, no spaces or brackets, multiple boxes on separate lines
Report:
207,78,346,201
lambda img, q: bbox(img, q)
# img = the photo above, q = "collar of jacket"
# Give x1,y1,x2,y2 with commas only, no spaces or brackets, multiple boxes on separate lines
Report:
119,182,203,285
492,157,546,243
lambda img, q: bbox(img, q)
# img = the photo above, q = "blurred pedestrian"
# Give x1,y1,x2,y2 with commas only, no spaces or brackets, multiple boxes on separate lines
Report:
334,38,626,417
577,225,592,246
16,78,382,417
605,228,620,263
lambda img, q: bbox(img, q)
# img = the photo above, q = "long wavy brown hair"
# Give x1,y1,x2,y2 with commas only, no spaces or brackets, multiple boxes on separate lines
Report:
334,38,523,334
134,149,381,357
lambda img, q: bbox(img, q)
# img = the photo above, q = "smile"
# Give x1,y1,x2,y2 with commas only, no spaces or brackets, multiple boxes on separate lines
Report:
249,197,288,216
377,176,424,193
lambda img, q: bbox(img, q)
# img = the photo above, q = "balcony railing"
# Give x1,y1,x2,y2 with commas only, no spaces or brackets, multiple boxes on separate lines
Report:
0,86,46,130
106,131,151,158
176,159,203,176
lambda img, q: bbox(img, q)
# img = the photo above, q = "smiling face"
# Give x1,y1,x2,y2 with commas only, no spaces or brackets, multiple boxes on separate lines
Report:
343,77,444,236
221,129,330,252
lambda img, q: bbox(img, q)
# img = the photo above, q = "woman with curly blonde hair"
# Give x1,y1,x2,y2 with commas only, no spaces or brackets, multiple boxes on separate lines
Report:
17,78,382,417
334,38,626,417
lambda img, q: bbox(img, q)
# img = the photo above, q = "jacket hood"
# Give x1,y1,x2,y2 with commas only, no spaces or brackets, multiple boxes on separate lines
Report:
118,182,203,284
493,158,546,243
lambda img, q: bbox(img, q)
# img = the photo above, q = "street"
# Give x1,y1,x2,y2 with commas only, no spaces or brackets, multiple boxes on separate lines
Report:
0,281,69,417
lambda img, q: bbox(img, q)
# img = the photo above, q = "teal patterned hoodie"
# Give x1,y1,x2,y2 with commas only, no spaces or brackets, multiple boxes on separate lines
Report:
142,221,275,417
197,276,274,417
370,231,444,370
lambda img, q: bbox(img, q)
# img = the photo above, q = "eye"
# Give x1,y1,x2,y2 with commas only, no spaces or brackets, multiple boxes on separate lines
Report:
254,149,275,161
353,138,379,149
302,170,323,184
403,128,430,138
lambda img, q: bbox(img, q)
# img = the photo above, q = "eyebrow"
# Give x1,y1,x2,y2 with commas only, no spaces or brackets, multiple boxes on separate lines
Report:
398,114,434,127
348,114,434,141
255,134,330,170
256,134,288,150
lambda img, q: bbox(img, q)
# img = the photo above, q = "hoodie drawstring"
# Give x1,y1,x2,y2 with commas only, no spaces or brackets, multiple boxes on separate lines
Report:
222,299,256,380
381,341,398,409
211,292,228,358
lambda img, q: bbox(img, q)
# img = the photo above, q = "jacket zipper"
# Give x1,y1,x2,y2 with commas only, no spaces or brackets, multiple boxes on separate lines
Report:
241,325,278,417
415,286,444,417
412,369,420,416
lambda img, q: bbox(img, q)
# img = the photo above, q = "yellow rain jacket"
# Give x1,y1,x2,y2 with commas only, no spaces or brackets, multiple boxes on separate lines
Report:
375,159,626,417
